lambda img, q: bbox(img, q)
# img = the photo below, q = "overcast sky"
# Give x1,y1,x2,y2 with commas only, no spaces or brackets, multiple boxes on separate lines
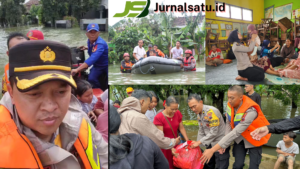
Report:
109,0,205,26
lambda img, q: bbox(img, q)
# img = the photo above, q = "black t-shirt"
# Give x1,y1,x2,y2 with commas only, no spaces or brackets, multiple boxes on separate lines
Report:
246,92,261,108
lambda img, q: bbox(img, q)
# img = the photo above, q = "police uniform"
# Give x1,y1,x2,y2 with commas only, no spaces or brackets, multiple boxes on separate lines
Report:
218,96,271,169
197,105,230,169
0,40,108,169
85,23,108,91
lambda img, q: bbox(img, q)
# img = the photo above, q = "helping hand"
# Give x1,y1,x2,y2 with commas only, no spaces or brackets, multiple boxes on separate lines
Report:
172,148,179,158
250,126,269,141
71,69,79,76
190,141,201,149
200,149,214,164
88,111,97,123
175,137,181,145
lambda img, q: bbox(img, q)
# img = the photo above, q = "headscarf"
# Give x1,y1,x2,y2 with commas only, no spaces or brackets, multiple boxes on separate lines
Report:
247,24,257,35
227,29,241,43
260,40,274,58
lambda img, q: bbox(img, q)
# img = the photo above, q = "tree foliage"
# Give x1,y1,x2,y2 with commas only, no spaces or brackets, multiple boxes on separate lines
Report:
0,0,26,26
269,85,300,108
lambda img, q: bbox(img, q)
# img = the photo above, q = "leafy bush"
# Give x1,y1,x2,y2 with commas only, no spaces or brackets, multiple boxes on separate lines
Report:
63,16,79,27
109,51,119,64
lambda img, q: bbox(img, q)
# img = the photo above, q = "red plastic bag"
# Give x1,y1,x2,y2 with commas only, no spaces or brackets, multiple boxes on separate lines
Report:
173,141,205,169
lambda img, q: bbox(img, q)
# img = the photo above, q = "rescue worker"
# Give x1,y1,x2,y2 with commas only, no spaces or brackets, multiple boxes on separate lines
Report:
201,85,271,169
153,45,165,58
0,40,108,168
71,23,108,91
126,87,134,97
188,94,230,169
2,32,29,95
26,30,44,40
120,53,135,73
183,50,196,71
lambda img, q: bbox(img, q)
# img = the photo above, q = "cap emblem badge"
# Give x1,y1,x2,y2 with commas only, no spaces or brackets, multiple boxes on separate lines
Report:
40,46,56,62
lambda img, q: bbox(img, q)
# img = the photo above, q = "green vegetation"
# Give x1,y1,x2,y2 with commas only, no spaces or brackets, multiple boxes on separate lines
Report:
109,11,205,64
0,0,26,26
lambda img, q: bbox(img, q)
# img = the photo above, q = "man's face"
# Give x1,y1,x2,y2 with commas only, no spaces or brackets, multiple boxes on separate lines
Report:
140,97,150,114
77,88,93,104
286,40,291,47
153,46,158,51
212,46,217,52
86,30,100,42
228,90,243,108
8,81,71,139
7,37,28,56
138,40,143,47
176,42,180,48
244,85,253,93
188,99,203,114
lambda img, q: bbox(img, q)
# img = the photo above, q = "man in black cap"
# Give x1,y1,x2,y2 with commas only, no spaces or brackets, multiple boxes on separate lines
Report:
0,40,108,168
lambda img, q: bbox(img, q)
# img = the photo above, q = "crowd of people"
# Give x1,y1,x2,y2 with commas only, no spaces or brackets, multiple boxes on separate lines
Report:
206,24,300,82
0,23,109,168
120,40,197,73
110,85,300,169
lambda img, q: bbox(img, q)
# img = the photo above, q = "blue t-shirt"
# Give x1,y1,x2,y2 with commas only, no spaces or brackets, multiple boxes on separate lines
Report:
85,36,108,67
262,48,275,58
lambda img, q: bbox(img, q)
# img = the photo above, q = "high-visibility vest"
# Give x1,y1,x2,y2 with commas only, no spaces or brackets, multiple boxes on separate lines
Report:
183,56,196,71
120,61,134,70
0,105,101,169
4,63,9,85
226,95,271,147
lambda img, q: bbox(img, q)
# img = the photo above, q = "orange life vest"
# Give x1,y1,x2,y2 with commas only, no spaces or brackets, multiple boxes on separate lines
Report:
4,63,9,85
226,95,271,147
0,105,101,169
120,61,134,70
183,56,196,71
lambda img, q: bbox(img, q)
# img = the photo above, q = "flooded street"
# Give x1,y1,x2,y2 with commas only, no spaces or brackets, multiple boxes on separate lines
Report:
108,61,205,85
0,25,108,96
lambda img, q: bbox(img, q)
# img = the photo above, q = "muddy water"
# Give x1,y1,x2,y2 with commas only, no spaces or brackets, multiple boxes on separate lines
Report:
108,61,205,85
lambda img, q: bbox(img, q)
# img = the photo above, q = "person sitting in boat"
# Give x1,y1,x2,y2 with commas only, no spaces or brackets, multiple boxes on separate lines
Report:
146,44,153,57
133,40,147,61
149,49,159,56
153,45,165,58
120,53,135,73
183,50,196,71
206,44,224,67
169,41,183,60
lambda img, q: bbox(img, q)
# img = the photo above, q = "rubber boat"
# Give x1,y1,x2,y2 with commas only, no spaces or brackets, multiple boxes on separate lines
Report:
131,56,182,74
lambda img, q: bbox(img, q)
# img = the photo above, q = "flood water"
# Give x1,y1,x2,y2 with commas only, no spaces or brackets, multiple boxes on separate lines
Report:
0,25,108,96
108,61,205,85
154,94,300,161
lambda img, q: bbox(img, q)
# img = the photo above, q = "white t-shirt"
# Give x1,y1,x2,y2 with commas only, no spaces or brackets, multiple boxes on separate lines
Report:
133,46,146,60
171,47,183,59
145,108,157,122
276,140,299,157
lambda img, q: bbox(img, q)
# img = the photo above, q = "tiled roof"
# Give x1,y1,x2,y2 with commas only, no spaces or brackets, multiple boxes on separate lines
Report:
172,15,205,27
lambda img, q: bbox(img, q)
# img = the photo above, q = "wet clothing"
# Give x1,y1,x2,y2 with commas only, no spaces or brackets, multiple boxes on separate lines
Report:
154,110,183,169
79,95,98,114
281,45,295,59
197,105,229,169
120,60,135,72
118,97,177,149
183,56,196,71
267,115,300,134
171,47,183,59
246,92,261,108
0,92,108,169
233,140,262,169
110,133,169,169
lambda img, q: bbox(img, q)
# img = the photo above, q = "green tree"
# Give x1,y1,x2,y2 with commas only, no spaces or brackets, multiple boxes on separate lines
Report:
269,85,300,108
0,0,26,26
28,4,41,24
40,0,69,26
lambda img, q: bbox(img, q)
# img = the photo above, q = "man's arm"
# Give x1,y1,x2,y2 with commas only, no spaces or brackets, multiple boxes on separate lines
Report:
133,53,138,60
234,41,255,53
268,115,300,134
132,116,176,149
287,47,295,59
85,44,105,67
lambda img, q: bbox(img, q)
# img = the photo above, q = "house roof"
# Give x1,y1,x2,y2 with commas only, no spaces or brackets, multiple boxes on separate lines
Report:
25,0,40,11
172,15,205,27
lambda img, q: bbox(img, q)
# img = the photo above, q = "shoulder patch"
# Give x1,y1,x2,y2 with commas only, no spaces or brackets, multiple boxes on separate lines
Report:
207,109,220,127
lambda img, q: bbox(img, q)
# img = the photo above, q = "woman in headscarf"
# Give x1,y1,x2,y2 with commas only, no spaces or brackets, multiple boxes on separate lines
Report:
228,29,265,81
260,39,284,68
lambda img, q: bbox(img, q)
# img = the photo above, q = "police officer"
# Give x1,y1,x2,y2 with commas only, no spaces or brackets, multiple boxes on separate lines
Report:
201,86,271,169
72,23,108,91
188,94,230,169
0,40,108,168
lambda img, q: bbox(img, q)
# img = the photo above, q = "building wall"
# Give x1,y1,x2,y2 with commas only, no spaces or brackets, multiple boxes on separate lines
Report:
264,0,300,23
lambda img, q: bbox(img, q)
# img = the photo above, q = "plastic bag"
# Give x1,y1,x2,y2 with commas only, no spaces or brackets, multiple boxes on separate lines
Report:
173,141,205,169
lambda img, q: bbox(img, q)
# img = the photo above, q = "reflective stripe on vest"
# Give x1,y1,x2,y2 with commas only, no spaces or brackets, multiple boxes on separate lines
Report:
226,105,243,126
74,118,101,169
4,64,10,85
